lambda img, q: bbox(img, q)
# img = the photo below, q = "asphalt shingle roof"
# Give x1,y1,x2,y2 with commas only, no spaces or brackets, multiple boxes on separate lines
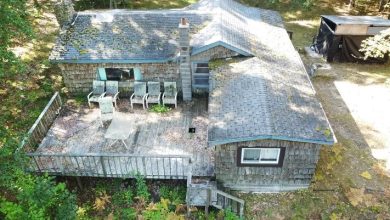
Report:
50,0,336,146
50,10,211,62
207,1,336,146
50,0,286,62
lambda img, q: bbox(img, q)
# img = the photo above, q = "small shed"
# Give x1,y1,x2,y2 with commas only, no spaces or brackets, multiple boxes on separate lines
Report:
313,15,390,62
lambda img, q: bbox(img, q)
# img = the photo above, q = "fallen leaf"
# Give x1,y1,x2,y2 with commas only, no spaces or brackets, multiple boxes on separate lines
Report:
362,193,377,207
345,188,364,207
107,212,114,220
360,171,372,180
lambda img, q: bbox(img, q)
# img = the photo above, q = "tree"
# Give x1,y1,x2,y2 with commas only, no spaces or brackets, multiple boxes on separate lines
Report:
0,0,33,77
349,0,390,12
360,28,390,59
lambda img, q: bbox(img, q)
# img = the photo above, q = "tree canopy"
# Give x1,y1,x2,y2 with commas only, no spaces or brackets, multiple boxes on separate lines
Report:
0,0,32,77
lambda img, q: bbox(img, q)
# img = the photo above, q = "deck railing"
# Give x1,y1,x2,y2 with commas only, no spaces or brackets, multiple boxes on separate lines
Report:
16,92,193,180
212,189,245,218
26,152,192,180
17,92,62,153
187,184,245,218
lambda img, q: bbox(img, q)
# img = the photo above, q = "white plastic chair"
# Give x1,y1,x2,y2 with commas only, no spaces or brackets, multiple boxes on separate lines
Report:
146,81,161,108
130,82,147,109
162,82,178,108
87,80,105,107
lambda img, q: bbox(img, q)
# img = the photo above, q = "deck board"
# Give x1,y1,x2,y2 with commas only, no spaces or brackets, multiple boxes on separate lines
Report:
35,98,213,178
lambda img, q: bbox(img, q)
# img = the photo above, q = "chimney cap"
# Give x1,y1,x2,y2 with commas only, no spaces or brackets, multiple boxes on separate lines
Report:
179,17,189,28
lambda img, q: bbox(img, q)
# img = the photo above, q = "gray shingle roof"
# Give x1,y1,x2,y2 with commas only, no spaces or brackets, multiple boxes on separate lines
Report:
49,0,284,62
208,1,336,146
208,57,336,146
50,10,211,62
189,0,284,56
322,15,390,26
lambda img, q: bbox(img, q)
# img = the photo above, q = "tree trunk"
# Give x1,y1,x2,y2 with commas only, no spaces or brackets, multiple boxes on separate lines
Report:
378,0,388,11
349,0,356,10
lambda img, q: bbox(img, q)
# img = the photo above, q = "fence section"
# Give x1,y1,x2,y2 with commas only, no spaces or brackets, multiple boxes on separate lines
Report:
18,92,62,153
26,153,192,179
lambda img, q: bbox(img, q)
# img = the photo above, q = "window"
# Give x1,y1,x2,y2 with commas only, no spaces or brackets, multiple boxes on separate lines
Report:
192,63,209,89
105,68,134,81
98,68,142,81
237,147,285,167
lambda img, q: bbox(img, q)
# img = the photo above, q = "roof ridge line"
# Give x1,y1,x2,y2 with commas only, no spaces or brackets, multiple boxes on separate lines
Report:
77,9,212,15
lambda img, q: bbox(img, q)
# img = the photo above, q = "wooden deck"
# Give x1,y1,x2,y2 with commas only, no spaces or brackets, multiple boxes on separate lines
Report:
19,93,244,218
29,96,214,178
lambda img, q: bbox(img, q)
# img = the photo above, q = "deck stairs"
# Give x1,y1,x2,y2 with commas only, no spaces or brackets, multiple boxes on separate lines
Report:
186,178,245,218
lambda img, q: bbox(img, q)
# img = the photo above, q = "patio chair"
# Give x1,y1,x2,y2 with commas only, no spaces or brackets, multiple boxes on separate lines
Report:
105,80,120,108
87,80,105,107
162,82,178,108
98,97,115,127
146,81,161,108
130,82,147,109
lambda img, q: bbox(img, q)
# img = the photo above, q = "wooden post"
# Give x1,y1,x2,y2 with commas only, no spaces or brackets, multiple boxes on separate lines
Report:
239,203,244,219
76,176,83,190
142,157,146,176
186,158,192,186
205,188,211,218
100,156,107,177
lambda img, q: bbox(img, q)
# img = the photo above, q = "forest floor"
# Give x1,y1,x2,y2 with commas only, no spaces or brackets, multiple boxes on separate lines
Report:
2,0,390,219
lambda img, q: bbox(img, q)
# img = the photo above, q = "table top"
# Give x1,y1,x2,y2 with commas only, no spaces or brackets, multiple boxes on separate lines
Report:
104,113,134,140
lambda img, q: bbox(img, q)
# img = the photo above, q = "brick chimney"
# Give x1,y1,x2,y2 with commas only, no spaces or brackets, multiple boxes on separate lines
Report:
54,0,76,27
179,18,192,101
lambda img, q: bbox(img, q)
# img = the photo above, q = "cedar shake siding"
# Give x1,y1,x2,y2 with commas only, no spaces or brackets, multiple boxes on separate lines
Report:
191,46,242,62
58,63,179,94
215,139,322,192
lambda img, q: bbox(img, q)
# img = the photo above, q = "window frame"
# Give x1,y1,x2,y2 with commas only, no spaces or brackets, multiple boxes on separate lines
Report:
237,147,286,167
105,68,134,81
97,68,142,82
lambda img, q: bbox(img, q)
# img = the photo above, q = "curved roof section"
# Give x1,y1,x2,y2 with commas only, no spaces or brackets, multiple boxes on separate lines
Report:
49,0,284,63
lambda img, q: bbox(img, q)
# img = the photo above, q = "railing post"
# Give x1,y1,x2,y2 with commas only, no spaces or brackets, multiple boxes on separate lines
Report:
186,157,192,186
205,188,211,218
141,157,146,177
100,156,107,177
239,203,244,219
57,92,62,106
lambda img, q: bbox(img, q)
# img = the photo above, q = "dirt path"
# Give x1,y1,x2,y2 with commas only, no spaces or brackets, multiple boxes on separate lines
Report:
311,59,390,175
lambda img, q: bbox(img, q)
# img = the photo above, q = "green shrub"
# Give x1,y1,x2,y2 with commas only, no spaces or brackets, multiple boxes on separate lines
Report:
112,188,133,208
135,174,150,202
224,208,241,220
291,0,314,9
159,185,186,205
118,207,137,219
0,174,77,220
149,104,171,113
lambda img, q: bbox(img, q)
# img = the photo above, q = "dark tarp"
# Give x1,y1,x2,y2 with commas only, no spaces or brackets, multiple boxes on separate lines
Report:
313,18,388,63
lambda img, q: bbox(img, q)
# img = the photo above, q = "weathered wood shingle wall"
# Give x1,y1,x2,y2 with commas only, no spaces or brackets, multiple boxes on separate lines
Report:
191,46,240,62
58,63,179,94
215,139,323,192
